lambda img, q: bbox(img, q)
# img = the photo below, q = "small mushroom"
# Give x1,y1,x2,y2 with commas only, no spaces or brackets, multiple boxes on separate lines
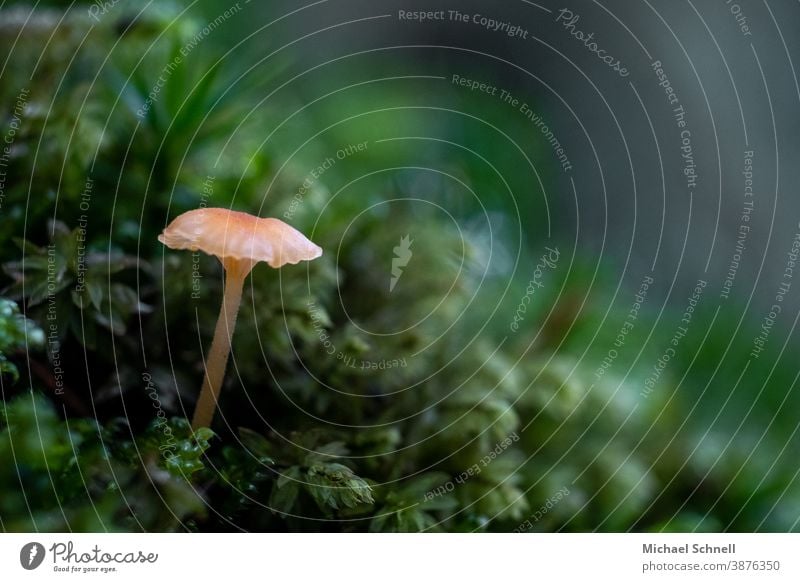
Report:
158,208,322,429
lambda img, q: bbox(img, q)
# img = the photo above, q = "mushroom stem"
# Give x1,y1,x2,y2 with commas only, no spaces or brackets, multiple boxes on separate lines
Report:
191,259,251,430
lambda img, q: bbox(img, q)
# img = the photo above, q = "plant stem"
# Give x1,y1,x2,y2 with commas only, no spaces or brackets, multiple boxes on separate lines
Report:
191,259,250,430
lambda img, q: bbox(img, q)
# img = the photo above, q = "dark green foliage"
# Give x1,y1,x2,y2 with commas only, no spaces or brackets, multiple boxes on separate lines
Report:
0,392,205,531
0,298,44,382
3,221,147,348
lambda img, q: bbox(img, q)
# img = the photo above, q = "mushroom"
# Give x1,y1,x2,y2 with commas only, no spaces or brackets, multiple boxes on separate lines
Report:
158,208,322,429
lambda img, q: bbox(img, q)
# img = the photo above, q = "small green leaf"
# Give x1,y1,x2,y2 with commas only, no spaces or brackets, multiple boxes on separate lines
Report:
270,479,300,514
238,427,274,462
0,355,19,383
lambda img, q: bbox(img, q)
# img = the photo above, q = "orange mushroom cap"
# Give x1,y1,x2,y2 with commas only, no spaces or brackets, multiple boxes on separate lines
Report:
158,208,322,268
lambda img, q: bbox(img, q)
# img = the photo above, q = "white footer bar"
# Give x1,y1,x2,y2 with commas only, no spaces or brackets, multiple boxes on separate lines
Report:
1,533,796,581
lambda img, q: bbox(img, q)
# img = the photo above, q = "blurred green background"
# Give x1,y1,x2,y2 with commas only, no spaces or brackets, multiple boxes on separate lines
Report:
0,1,799,532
